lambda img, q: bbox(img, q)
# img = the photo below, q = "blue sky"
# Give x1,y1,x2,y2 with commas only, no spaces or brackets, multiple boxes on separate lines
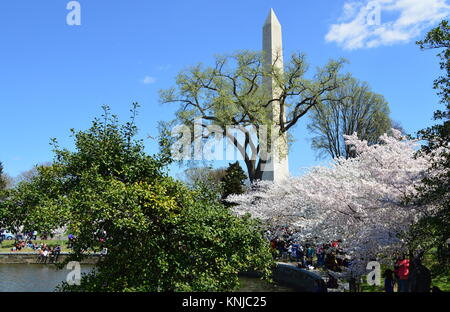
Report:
0,0,448,179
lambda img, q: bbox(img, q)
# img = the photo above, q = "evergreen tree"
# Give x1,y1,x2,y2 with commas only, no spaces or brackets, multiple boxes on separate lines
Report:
220,162,247,201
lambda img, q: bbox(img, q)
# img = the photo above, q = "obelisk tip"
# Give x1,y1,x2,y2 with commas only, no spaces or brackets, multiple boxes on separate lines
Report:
264,8,281,26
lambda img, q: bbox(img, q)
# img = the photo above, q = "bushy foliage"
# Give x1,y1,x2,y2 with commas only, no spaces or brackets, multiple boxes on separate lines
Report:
1,104,273,291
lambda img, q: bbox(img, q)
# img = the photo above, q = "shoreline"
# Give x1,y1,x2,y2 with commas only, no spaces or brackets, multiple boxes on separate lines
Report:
0,252,101,265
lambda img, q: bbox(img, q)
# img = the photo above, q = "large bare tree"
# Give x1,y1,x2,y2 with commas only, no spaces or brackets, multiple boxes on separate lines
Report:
308,77,392,159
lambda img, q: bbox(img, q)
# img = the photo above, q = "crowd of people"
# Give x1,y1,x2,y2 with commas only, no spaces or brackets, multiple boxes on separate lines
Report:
0,230,64,264
269,235,349,289
270,238,348,271
9,240,62,263
11,240,47,251
266,228,444,292
37,244,62,263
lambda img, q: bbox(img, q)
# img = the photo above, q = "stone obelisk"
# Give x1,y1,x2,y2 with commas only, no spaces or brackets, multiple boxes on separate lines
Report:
261,9,289,182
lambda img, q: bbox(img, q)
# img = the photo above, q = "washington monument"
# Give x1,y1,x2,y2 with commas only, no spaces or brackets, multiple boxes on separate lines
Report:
261,9,289,182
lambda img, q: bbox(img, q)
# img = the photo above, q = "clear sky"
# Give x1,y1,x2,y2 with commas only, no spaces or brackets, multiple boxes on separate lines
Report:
0,0,448,179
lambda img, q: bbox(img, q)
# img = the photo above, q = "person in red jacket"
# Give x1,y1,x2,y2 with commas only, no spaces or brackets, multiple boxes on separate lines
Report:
394,255,410,292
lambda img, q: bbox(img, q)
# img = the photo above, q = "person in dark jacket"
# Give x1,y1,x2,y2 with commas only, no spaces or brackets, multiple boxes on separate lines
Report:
383,269,395,292
408,257,431,292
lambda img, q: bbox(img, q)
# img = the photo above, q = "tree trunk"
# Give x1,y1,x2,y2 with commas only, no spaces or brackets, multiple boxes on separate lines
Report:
244,159,265,183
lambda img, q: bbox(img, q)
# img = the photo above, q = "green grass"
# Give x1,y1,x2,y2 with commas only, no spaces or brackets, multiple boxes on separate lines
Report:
361,283,384,292
0,240,70,253
432,274,450,291
423,248,450,292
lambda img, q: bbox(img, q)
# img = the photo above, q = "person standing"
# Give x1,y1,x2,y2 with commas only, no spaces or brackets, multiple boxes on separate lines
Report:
68,233,74,249
394,256,410,292
291,242,299,263
306,245,315,267
316,244,324,267
297,244,305,268
409,257,431,292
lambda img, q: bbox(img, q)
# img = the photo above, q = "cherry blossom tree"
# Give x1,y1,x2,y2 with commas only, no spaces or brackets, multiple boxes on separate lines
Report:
229,129,443,276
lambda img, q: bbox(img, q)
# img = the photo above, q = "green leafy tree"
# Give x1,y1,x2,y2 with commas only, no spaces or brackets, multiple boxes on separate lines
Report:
308,76,392,159
221,162,247,200
161,51,346,182
0,162,61,234
409,21,450,274
1,104,273,291
416,20,450,152
0,162,6,191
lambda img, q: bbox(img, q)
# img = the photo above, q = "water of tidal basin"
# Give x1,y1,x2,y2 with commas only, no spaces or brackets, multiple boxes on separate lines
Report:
0,264,294,292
